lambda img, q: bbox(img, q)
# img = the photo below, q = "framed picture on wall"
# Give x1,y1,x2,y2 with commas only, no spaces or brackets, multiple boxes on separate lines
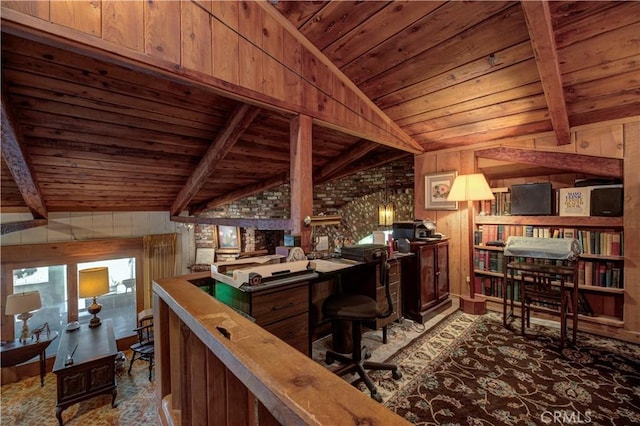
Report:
217,225,241,254
424,171,458,210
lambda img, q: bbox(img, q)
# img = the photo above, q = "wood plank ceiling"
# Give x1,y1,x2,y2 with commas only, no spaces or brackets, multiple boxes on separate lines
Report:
1,1,639,220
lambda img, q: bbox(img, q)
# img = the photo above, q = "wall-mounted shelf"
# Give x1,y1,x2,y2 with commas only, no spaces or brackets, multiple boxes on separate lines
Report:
475,215,622,227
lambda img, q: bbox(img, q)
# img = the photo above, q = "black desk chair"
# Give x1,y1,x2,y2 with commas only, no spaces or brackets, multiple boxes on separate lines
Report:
322,253,402,402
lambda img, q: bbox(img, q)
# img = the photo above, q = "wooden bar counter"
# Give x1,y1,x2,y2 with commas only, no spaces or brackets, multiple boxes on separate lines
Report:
153,274,410,426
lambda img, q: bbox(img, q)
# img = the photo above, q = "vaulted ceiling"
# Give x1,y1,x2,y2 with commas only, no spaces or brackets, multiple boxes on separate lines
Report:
1,1,639,227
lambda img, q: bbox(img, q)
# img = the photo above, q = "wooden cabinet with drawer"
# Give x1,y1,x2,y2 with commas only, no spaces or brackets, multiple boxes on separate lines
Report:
215,282,310,355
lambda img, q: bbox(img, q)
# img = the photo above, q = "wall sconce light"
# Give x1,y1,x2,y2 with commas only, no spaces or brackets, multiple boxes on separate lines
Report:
79,267,110,328
5,290,42,343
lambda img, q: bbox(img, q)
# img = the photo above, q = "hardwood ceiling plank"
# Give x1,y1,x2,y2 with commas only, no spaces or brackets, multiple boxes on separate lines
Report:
298,1,388,51
417,121,553,151
553,2,640,50
271,1,329,30
558,23,640,75
565,70,640,104
413,109,551,142
568,100,640,128
395,81,544,128
21,127,207,157
170,104,262,216
343,1,515,86
28,138,194,164
29,155,194,177
375,41,534,109
1,97,47,218
403,94,548,136
1,35,238,114
322,1,442,67
561,54,640,87
16,110,210,151
3,75,230,133
385,59,542,120
27,143,198,170
35,166,191,183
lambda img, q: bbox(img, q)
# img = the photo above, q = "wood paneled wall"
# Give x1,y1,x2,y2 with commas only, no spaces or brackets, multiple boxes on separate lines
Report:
1,0,421,154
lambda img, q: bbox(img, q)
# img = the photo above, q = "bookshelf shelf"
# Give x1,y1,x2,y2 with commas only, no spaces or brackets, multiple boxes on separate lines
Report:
484,296,625,328
476,215,622,227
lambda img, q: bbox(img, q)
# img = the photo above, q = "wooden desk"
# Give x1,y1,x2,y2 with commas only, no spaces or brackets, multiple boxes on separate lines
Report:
0,331,58,386
52,319,118,425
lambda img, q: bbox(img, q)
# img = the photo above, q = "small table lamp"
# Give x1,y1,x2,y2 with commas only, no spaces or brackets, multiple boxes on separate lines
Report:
448,173,495,315
5,290,42,343
79,267,109,328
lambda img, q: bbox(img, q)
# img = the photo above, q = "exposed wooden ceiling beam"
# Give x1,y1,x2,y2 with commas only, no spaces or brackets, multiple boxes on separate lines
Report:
170,103,261,216
1,219,48,235
313,140,377,183
475,147,622,178
521,0,571,145
1,96,47,219
171,215,292,231
190,173,289,215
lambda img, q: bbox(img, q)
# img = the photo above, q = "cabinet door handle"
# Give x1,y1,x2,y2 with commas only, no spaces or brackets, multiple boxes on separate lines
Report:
272,302,294,311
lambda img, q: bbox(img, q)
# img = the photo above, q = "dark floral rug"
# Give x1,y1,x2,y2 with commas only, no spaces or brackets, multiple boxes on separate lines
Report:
362,312,640,425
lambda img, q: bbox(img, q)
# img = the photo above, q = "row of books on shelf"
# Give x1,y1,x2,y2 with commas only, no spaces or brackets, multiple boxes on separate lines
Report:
474,250,571,273
474,251,624,289
579,260,623,288
474,275,594,315
475,225,623,256
478,187,511,216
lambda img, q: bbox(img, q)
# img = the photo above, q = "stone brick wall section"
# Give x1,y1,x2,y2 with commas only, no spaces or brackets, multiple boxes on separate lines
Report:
196,158,415,255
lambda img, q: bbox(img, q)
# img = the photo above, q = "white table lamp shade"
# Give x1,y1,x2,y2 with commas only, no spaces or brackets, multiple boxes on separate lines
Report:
5,290,41,315
447,173,495,202
79,267,109,298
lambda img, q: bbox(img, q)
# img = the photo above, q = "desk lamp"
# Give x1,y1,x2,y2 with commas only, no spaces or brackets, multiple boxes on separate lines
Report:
5,290,42,343
79,267,109,328
447,173,494,315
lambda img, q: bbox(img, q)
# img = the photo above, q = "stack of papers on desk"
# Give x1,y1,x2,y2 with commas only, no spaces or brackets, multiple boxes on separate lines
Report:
310,259,360,273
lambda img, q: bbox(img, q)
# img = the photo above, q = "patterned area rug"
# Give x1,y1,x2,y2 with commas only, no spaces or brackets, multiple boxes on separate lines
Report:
0,350,156,426
363,312,640,425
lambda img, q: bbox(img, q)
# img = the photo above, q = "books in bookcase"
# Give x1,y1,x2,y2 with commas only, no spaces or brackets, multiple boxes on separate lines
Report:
475,225,623,257
479,187,510,216
578,260,623,288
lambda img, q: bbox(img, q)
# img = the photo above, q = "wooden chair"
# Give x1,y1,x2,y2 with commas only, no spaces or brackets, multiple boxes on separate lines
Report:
128,309,154,380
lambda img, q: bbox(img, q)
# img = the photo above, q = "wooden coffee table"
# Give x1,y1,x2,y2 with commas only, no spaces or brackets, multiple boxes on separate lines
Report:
52,319,118,425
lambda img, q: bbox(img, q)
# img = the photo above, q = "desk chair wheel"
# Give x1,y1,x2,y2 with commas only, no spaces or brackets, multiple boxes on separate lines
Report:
392,369,402,380
325,353,335,365
371,391,382,403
